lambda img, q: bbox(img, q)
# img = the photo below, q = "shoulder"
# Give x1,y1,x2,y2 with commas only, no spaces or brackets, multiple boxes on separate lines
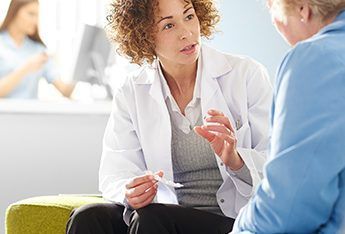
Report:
26,37,46,52
201,45,270,90
274,34,345,119
0,32,11,60
202,44,266,75
226,52,265,73
0,30,8,40
113,65,153,96
0,31,9,49
277,34,344,91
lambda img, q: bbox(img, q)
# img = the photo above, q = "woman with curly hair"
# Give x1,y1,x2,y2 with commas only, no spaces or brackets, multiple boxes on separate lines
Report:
66,0,272,233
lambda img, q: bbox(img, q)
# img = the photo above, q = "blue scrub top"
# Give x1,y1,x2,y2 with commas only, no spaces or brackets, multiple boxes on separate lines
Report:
0,30,59,99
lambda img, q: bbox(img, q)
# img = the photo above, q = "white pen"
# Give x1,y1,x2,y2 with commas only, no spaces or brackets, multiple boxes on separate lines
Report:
152,174,184,188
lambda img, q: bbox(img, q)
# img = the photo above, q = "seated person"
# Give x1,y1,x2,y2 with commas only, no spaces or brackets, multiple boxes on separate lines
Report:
233,0,345,233
66,0,272,233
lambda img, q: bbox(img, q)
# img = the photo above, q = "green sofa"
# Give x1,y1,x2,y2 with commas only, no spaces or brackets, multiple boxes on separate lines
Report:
5,195,108,234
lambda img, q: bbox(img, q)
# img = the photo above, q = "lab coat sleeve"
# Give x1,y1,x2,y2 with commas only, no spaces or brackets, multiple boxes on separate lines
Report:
229,63,272,198
233,43,345,233
227,163,252,186
99,84,147,204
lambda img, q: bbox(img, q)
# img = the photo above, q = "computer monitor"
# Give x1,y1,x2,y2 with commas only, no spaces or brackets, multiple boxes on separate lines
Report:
71,24,113,97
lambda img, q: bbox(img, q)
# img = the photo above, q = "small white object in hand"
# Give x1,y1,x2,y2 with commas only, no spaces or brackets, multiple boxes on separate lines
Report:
152,174,184,188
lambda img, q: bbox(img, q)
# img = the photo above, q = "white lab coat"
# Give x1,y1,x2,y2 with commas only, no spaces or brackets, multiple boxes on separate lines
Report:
99,44,272,222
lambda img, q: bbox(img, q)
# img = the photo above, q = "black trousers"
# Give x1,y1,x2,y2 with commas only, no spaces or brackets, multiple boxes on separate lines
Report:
66,203,234,234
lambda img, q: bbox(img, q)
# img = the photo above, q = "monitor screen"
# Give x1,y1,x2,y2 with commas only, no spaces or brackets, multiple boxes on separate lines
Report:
71,24,111,85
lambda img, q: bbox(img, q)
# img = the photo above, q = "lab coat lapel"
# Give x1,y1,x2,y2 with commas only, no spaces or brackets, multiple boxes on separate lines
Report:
143,64,174,182
200,45,236,128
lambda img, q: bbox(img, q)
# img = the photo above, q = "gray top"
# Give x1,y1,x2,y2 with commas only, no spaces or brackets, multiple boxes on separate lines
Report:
171,113,225,215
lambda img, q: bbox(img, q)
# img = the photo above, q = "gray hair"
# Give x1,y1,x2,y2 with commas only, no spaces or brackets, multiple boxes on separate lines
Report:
272,0,345,21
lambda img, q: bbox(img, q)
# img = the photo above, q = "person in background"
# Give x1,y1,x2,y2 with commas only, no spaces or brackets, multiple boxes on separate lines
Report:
233,0,345,233
0,0,74,99
66,0,272,233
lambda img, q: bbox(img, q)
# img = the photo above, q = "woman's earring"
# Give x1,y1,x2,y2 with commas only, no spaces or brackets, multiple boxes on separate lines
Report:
301,18,305,22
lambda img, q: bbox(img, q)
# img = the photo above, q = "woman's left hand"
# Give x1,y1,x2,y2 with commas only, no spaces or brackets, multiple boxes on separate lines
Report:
194,109,244,170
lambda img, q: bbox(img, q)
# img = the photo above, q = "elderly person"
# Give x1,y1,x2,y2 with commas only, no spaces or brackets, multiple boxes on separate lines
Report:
66,0,272,233
233,0,345,233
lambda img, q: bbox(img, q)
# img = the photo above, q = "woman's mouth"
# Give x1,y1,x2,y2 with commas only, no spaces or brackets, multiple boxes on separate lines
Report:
180,44,197,55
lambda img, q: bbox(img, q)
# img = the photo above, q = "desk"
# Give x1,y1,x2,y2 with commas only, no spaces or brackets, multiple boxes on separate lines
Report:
0,99,112,232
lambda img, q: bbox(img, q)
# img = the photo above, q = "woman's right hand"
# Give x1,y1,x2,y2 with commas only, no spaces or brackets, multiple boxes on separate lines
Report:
125,171,163,209
22,52,49,75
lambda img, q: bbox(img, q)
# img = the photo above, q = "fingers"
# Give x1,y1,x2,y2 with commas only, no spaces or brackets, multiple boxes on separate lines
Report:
201,125,236,147
195,126,234,156
201,124,234,136
194,126,216,142
213,131,237,145
126,174,154,189
206,109,235,133
155,170,164,178
207,109,225,118
196,126,236,145
205,116,235,134
125,180,157,199
133,187,157,209
127,183,158,209
125,170,164,209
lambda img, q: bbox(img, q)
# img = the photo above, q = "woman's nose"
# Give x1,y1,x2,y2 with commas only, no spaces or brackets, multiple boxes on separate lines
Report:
179,26,193,40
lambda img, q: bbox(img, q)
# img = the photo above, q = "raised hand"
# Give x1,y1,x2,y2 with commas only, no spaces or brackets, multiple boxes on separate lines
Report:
194,109,244,170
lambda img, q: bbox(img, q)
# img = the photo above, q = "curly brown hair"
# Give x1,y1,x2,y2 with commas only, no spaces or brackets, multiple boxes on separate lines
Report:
106,0,220,65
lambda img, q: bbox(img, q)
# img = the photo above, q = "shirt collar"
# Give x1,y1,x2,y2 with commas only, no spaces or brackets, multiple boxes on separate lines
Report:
1,30,30,49
317,10,345,36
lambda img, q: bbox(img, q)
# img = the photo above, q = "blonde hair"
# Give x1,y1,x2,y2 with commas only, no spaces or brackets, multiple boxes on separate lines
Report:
271,0,345,22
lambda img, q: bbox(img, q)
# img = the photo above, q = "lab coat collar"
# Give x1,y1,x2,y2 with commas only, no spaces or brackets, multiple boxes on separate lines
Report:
133,44,233,85
199,44,233,79
133,44,233,107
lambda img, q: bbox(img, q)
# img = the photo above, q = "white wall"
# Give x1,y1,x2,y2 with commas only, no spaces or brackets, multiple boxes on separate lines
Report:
0,0,10,22
0,101,111,233
208,0,290,80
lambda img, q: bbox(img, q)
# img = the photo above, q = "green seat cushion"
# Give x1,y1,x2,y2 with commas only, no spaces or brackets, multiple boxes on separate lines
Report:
6,195,108,234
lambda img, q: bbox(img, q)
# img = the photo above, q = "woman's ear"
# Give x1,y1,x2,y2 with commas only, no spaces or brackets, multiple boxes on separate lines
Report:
299,3,312,23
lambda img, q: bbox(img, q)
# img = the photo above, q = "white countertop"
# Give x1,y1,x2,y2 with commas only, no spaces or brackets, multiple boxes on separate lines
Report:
0,99,112,115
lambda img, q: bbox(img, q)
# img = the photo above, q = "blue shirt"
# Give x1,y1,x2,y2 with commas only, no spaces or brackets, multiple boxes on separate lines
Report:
233,11,345,233
0,31,59,99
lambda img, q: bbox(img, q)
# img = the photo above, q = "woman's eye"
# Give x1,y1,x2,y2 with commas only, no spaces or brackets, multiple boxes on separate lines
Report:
163,23,174,30
186,14,194,20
